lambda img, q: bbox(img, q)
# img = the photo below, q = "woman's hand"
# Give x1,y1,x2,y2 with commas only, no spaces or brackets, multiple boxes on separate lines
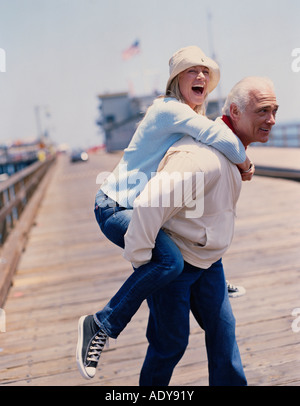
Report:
241,162,255,181
237,156,255,182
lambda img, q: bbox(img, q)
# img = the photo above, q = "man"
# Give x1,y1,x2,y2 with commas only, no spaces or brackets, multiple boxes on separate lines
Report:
123,76,278,386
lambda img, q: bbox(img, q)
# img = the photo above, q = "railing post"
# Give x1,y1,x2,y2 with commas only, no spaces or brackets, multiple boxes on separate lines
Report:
0,155,56,246
0,192,6,245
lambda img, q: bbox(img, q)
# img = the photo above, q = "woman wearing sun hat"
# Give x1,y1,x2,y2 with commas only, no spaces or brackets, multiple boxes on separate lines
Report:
76,45,251,380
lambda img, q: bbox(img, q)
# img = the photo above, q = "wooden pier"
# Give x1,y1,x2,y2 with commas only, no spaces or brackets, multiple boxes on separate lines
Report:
0,146,299,386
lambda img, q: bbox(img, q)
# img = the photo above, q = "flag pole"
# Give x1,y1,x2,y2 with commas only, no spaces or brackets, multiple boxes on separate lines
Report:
207,11,223,115
122,40,146,95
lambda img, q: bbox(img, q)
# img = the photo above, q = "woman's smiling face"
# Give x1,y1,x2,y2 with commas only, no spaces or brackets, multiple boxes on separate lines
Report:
178,65,210,110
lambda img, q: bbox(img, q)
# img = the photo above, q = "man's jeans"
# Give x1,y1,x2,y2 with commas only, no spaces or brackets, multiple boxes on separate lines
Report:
93,195,184,339
140,259,247,386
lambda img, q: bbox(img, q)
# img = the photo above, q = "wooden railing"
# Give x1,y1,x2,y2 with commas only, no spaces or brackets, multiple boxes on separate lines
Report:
0,156,56,245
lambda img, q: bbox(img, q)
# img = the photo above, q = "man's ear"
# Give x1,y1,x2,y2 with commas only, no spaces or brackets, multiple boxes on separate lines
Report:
230,103,241,121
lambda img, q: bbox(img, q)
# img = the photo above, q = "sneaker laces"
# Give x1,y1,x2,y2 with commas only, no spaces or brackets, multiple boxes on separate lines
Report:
87,331,108,362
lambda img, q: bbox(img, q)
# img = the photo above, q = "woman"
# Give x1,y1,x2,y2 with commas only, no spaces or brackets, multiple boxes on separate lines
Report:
76,46,253,380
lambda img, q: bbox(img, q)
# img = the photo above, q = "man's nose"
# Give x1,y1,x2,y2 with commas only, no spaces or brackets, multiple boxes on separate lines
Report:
266,113,276,126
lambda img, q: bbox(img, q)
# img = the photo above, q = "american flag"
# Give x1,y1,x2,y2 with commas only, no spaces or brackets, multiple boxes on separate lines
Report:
122,40,140,61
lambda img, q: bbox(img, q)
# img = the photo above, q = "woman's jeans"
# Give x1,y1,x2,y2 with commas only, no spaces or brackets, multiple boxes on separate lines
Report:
140,259,247,386
93,196,184,339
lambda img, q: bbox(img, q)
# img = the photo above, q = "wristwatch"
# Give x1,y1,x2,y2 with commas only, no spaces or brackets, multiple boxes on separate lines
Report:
242,162,254,173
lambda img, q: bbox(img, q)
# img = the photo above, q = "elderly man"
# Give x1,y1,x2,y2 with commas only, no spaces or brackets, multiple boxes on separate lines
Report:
123,76,278,386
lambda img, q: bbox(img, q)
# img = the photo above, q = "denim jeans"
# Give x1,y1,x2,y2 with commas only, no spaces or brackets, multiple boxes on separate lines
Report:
93,193,184,339
140,259,247,386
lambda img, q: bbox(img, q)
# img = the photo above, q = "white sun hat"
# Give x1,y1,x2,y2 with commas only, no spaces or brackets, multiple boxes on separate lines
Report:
166,45,220,95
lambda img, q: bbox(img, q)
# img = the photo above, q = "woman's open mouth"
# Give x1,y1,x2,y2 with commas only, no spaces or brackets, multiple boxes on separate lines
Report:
192,85,205,95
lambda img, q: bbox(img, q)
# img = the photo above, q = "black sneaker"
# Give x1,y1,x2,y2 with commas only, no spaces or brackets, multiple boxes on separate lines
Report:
76,315,108,379
227,280,246,298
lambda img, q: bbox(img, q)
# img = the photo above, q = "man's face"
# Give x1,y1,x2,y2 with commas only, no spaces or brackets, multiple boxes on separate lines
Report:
234,87,278,145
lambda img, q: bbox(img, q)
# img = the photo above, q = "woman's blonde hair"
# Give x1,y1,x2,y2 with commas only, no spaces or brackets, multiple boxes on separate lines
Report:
165,75,208,115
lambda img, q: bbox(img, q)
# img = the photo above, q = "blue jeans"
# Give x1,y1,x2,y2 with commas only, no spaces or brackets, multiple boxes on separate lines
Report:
140,259,247,386
93,195,184,339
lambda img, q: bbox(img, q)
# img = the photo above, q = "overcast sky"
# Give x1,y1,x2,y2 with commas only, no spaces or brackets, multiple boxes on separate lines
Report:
0,0,299,148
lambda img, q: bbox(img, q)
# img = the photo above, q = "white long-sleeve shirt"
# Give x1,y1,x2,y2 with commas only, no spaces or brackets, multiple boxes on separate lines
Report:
123,135,242,269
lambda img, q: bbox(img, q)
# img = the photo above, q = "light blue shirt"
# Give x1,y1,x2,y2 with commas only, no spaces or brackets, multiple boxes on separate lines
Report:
98,97,246,208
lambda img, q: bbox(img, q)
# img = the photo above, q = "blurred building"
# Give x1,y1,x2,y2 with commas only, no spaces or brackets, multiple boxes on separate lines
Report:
97,92,224,152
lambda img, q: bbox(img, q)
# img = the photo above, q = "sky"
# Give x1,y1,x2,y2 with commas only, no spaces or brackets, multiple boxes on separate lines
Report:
0,0,300,149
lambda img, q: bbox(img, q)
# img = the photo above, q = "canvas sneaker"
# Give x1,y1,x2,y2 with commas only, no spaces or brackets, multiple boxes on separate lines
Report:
227,280,246,298
76,315,108,379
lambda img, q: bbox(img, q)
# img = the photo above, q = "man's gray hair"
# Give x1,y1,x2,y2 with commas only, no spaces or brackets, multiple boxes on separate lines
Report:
222,76,275,115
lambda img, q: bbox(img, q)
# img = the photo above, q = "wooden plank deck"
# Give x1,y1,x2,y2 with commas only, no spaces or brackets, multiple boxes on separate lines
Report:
0,147,299,386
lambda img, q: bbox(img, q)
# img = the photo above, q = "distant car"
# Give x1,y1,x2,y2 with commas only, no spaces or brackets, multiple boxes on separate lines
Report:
70,149,89,163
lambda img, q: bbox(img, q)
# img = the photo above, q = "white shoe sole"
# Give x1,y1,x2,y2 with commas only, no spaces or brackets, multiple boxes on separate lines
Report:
76,315,93,380
228,286,246,298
